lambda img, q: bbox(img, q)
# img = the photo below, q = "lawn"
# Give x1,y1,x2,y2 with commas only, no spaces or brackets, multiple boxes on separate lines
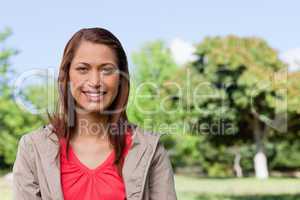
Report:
1,174,300,200
0,175,12,200
175,175,300,200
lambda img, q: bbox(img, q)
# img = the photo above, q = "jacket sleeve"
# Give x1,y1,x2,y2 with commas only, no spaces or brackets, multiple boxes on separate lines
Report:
148,141,177,200
12,134,42,200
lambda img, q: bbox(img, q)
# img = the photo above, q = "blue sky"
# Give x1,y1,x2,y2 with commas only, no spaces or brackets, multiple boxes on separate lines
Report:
1,0,299,74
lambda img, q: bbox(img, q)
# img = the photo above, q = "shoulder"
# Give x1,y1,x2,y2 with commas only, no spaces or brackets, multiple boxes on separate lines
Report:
18,124,52,151
131,124,161,147
130,124,168,156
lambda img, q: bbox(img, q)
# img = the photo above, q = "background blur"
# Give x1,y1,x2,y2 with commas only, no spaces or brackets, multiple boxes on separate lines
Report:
1,1,300,199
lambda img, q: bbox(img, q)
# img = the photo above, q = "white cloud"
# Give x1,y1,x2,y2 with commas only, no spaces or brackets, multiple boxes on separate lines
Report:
281,48,300,72
169,38,197,66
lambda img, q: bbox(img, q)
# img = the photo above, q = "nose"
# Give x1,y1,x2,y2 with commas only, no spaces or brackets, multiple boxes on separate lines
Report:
88,70,101,87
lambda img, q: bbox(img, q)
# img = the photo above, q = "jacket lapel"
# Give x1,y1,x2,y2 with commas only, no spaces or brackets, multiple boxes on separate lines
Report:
43,124,64,200
122,126,146,175
122,126,161,200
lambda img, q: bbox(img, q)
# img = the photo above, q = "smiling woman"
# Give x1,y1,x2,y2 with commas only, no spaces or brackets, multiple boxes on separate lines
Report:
69,41,120,113
12,27,177,200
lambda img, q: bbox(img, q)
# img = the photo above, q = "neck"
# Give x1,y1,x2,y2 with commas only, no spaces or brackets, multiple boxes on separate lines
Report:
73,111,110,141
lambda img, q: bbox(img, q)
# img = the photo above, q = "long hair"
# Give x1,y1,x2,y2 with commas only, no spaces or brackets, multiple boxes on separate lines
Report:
47,27,131,176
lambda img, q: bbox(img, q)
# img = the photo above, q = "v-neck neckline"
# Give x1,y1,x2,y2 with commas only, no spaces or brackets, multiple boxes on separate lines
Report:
61,138,115,174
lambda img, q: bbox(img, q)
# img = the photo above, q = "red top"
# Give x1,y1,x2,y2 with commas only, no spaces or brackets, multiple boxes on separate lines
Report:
59,129,132,200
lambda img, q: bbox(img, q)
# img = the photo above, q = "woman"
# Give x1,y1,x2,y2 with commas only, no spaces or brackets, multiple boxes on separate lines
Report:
12,28,177,200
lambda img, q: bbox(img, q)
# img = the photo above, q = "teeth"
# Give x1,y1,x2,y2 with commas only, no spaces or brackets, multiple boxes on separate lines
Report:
84,91,106,94
88,93,101,97
85,92,105,96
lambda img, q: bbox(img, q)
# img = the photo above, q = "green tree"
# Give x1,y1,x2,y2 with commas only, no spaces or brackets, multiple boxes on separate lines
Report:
127,40,178,132
173,35,287,178
0,28,45,166
128,40,215,173
268,71,300,171
127,40,185,166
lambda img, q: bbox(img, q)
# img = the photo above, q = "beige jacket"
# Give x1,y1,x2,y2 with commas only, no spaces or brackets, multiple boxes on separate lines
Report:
12,123,177,200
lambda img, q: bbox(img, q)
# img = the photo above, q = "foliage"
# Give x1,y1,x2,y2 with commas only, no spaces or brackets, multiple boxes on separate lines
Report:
167,35,300,176
0,28,45,166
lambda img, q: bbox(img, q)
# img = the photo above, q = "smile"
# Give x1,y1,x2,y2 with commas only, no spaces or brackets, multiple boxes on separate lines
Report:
82,91,107,102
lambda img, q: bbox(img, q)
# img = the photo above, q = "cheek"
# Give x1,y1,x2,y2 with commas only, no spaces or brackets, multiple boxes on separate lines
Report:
69,74,85,98
106,76,120,96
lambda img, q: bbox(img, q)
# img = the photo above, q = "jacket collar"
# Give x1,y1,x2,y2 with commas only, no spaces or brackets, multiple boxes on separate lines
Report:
44,122,141,146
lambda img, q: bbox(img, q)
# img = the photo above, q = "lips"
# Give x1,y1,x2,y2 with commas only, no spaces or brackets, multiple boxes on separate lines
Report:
82,90,107,102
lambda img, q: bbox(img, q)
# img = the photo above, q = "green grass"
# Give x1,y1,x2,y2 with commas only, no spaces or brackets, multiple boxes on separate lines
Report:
0,175,12,200
175,175,300,200
1,173,300,200
177,194,300,200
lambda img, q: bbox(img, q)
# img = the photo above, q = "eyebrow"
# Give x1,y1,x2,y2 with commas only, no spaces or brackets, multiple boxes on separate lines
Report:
75,62,117,68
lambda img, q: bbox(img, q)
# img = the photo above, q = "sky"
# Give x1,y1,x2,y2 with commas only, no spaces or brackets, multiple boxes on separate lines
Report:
1,0,300,76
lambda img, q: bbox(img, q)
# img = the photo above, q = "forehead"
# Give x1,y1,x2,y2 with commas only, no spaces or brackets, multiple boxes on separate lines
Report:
72,40,117,65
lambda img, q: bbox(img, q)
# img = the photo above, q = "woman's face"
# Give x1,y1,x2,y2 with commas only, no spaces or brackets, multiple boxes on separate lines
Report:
69,40,120,113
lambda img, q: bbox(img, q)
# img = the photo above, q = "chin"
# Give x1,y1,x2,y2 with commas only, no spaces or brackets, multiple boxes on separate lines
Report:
80,103,109,113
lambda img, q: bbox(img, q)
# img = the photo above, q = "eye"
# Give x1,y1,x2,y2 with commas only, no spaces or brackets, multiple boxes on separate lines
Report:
76,67,88,74
100,66,118,75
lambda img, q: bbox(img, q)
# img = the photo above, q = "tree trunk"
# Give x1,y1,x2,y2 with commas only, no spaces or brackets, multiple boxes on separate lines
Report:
253,117,269,179
234,150,243,178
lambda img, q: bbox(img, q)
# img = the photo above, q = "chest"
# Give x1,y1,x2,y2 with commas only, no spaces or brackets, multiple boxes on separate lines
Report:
70,141,113,170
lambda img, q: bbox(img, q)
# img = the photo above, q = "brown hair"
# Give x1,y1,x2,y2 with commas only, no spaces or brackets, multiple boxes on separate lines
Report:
48,27,131,176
